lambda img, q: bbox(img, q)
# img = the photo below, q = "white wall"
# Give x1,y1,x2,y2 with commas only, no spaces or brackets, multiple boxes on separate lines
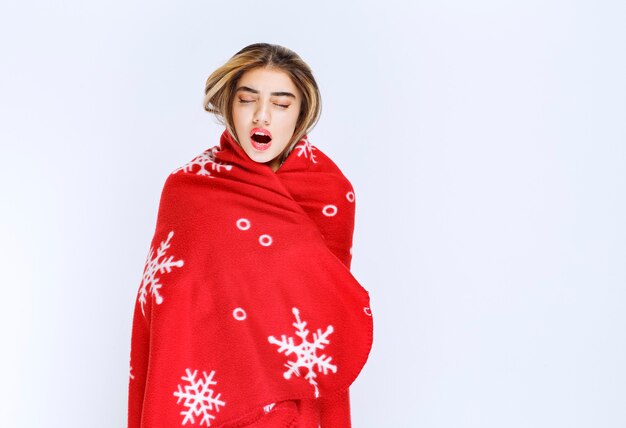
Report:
1,0,624,426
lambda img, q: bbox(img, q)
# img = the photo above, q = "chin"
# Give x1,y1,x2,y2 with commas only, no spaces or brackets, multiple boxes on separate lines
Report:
248,150,276,164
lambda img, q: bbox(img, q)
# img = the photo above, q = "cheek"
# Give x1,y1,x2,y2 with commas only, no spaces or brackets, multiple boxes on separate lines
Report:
231,109,248,142
232,106,248,126
283,108,300,127
231,105,241,120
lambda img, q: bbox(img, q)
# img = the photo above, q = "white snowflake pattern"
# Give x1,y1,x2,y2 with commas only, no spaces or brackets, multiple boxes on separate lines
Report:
267,307,337,398
137,230,184,316
173,368,226,426
172,147,233,177
294,137,318,164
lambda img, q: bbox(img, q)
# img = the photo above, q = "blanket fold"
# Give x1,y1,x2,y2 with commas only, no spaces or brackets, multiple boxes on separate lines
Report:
128,129,373,427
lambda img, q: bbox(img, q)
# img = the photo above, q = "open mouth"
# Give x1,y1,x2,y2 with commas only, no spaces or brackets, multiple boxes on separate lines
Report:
251,133,272,144
250,128,272,150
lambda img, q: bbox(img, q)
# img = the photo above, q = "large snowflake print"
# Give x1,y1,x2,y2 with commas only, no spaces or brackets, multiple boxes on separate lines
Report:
267,307,337,398
137,230,184,316
294,137,318,164
173,368,226,426
172,147,233,177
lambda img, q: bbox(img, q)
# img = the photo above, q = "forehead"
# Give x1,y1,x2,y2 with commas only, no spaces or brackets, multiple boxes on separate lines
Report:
237,67,298,95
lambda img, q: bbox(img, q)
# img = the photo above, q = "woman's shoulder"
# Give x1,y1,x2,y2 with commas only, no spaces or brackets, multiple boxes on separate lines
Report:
168,145,232,178
307,143,354,186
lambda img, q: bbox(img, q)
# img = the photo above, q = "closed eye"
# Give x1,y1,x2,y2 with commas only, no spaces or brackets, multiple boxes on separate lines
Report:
238,99,289,109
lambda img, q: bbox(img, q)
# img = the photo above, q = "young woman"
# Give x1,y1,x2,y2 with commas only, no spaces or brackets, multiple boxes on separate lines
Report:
128,43,373,427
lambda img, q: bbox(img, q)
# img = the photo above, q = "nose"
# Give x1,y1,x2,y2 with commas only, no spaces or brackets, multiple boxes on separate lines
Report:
253,103,270,124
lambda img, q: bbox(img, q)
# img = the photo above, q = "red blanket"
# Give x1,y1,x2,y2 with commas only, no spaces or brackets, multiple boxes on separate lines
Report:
128,129,373,427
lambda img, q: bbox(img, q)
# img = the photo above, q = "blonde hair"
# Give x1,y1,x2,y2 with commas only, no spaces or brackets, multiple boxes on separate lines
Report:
203,43,322,165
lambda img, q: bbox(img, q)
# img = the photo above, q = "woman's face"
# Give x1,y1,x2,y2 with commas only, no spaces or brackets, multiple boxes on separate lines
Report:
231,67,302,172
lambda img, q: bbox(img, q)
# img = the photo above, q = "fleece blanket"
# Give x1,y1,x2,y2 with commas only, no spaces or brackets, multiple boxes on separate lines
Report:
127,129,373,427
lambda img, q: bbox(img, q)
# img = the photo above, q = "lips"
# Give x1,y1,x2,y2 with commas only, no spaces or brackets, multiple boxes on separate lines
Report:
250,128,272,151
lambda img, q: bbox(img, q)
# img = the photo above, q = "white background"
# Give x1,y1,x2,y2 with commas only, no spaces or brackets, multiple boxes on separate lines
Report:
1,1,625,427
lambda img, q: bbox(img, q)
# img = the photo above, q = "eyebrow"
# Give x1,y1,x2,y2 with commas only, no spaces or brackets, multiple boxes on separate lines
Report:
235,86,296,99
